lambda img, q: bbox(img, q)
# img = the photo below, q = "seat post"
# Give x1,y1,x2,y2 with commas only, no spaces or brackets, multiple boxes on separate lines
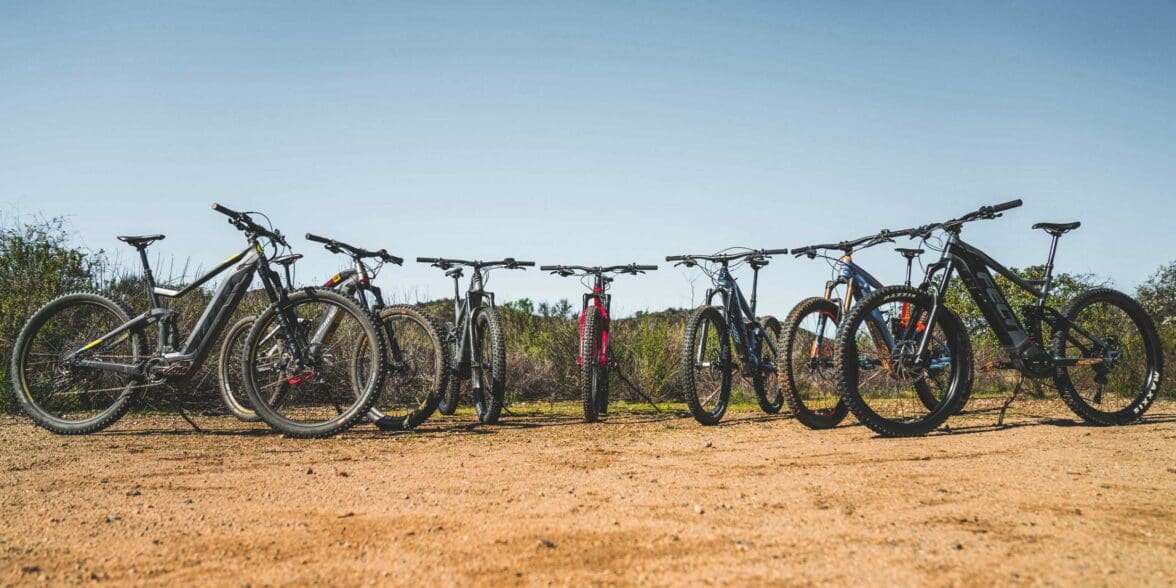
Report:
1040,234,1062,299
136,246,160,307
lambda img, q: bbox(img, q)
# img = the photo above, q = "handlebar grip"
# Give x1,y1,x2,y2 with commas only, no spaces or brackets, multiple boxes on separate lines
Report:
635,265,659,271
305,233,331,244
762,248,789,255
378,250,404,265
992,198,1022,213
539,265,560,271
416,257,439,264
515,261,536,267
212,203,241,217
666,255,684,262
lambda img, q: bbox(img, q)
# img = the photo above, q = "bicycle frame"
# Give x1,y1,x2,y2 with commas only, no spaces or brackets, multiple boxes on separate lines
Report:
65,242,299,380
447,267,495,390
579,276,612,367
698,262,776,374
913,231,1092,373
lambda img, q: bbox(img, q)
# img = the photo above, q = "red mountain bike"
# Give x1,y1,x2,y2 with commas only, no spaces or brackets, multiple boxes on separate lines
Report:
541,263,658,422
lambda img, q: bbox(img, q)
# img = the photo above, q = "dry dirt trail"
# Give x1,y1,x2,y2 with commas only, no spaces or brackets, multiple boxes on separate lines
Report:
2,400,1175,586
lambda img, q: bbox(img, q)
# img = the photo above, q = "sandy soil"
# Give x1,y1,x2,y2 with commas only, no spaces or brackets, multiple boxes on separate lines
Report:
2,399,1175,587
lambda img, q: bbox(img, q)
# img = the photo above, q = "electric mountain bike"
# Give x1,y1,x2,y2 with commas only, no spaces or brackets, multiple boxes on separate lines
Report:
219,234,448,431
10,204,387,438
418,256,534,424
667,248,790,425
781,227,955,429
837,199,1163,436
540,263,658,422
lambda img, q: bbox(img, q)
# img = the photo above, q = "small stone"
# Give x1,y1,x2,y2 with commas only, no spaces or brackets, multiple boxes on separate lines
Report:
21,565,40,575
306,467,315,475
337,471,349,477
183,498,193,504
106,514,120,523
694,504,705,515
538,538,556,549
954,542,964,550
704,441,713,448
127,488,141,497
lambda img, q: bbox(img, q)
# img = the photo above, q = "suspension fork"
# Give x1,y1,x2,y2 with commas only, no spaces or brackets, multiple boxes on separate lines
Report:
914,257,955,364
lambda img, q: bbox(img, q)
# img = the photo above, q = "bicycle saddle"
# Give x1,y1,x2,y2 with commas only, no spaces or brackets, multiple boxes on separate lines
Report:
270,253,303,267
117,234,165,247
895,247,924,259
1031,221,1080,236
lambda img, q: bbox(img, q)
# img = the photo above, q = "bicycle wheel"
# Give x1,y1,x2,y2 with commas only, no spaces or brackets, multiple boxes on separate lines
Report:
753,315,784,414
835,286,972,437
469,307,506,424
680,305,732,426
780,297,848,429
1052,288,1163,425
242,288,386,438
217,316,261,422
10,291,145,434
580,307,607,423
437,322,460,416
356,306,447,430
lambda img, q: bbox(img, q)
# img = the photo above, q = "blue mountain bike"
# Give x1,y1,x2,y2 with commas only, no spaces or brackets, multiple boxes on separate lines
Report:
782,228,954,429
667,248,789,425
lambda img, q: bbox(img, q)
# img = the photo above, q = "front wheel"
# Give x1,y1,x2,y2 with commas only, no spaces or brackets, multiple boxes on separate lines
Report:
835,286,973,437
471,307,507,424
356,306,449,430
1052,288,1163,425
680,306,732,426
242,288,387,438
580,307,609,423
780,297,848,429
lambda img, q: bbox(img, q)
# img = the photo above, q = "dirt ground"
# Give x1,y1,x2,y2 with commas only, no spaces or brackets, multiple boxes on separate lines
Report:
2,399,1174,587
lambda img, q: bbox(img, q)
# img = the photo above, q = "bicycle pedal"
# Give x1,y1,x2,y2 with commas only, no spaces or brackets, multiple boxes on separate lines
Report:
980,361,1016,372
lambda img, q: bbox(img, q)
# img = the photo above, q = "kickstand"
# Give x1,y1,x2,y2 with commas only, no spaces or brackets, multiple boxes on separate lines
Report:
612,361,662,413
996,376,1024,428
169,392,204,433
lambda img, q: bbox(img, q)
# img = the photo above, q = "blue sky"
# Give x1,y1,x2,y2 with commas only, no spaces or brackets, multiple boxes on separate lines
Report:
2,2,1173,316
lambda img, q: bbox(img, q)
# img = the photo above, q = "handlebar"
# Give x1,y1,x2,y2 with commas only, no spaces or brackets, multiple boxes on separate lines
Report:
417,257,534,271
913,198,1023,238
666,248,787,265
212,203,289,248
305,233,404,265
540,263,659,276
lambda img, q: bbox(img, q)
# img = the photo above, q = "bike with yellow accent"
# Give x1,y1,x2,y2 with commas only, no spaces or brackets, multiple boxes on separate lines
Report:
8,204,388,438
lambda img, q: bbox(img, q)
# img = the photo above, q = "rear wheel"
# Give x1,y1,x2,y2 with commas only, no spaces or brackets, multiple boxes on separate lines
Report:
10,292,144,434
471,307,507,424
1052,288,1162,425
680,305,732,426
242,288,386,438
780,297,848,429
580,308,609,423
835,286,972,437
753,316,784,414
217,317,261,422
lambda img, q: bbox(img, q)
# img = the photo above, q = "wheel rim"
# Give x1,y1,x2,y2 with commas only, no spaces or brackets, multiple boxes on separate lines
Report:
691,313,730,415
248,296,379,426
371,312,442,422
791,309,840,417
20,301,138,424
849,295,959,422
1060,299,1154,414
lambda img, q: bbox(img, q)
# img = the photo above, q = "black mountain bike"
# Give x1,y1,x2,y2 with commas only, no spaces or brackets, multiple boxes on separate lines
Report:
219,234,448,431
10,204,387,438
540,263,658,422
667,248,790,425
837,199,1163,436
418,256,534,424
